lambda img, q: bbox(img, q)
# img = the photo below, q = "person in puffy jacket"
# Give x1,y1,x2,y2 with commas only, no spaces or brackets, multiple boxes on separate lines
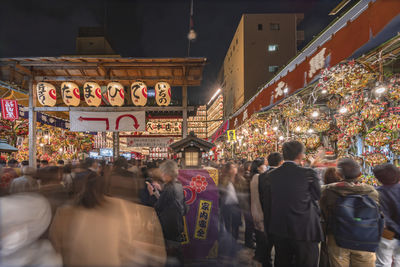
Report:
0,193,62,267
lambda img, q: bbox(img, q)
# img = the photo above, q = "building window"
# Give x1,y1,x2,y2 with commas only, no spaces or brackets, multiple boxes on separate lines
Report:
268,44,279,52
269,66,279,73
185,151,199,167
270,23,280,31
258,24,263,31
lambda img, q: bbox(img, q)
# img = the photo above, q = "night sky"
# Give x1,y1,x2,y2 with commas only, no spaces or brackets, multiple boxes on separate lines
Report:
0,0,343,105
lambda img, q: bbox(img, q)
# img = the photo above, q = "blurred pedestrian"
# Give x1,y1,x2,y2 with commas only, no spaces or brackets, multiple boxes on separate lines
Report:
50,171,166,267
9,166,38,194
373,163,400,267
147,160,187,267
0,193,62,267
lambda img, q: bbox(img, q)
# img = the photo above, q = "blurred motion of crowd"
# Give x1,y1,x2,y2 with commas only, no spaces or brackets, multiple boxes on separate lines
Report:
0,140,399,267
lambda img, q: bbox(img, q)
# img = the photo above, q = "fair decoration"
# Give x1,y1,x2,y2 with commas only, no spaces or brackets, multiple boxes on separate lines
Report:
155,82,171,106
305,135,320,150
360,100,387,121
61,82,80,107
131,81,148,107
388,74,400,101
83,82,102,107
380,113,400,131
362,151,388,166
107,82,125,107
364,126,392,147
36,82,57,107
312,118,331,132
281,97,303,118
390,139,400,155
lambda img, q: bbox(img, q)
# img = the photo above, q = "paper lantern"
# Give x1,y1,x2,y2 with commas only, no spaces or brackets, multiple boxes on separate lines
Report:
36,82,57,107
131,81,147,106
83,82,102,107
107,82,125,107
155,82,171,106
61,82,80,107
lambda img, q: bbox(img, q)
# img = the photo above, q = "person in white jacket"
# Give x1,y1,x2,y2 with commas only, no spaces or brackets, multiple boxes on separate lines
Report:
249,158,268,265
250,152,283,267
0,193,62,267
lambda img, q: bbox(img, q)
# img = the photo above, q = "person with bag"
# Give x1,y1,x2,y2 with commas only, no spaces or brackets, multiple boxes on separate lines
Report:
373,163,400,267
320,158,382,267
147,160,188,267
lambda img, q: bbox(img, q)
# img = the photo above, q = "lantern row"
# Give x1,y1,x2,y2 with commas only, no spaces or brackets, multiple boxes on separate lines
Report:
36,81,171,107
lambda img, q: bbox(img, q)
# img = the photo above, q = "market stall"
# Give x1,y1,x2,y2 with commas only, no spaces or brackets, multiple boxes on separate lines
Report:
218,35,400,185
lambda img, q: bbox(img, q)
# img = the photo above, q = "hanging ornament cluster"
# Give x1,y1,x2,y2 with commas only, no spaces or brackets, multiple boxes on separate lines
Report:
363,151,388,166
317,60,376,96
281,97,304,118
365,126,392,147
360,100,387,121
305,135,320,150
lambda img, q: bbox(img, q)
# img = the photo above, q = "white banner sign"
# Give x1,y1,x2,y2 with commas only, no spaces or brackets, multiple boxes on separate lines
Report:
70,111,146,132
126,137,174,148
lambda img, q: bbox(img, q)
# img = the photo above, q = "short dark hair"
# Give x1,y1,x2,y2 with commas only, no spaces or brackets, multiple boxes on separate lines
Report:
21,160,29,166
74,171,105,208
373,163,400,185
250,158,265,177
41,160,49,165
114,157,128,169
8,159,18,166
323,167,341,184
57,159,64,165
268,152,282,167
282,141,304,161
337,158,361,180
82,157,96,169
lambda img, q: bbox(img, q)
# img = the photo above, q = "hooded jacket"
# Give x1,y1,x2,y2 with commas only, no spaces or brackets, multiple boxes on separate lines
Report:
320,180,380,235
0,193,62,267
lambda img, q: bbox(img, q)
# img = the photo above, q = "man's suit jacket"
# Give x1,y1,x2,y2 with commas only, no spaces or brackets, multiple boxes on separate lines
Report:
259,162,323,242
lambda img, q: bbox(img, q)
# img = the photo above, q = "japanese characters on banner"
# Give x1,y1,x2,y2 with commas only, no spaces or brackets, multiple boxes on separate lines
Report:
155,82,171,106
0,99,19,121
36,82,57,107
61,82,81,106
131,81,148,106
107,82,125,107
83,82,102,107
69,111,145,132
178,168,219,260
36,81,171,107
126,137,174,148
147,118,182,135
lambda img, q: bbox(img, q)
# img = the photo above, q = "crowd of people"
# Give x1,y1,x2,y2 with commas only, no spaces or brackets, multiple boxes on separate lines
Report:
217,141,400,267
0,140,399,267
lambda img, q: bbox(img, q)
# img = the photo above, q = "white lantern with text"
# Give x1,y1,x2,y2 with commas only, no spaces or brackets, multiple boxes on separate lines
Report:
61,82,80,106
83,82,102,107
107,82,125,107
130,81,147,106
155,82,171,106
36,82,57,107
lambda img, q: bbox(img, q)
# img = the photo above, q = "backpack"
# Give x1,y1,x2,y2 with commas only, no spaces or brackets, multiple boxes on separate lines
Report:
331,194,384,252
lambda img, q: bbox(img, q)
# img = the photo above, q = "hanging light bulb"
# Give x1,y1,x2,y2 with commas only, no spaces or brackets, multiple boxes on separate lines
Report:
295,126,301,132
374,85,386,95
339,107,348,114
321,89,327,94
273,126,278,131
279,136,284,141
255,128,259,133
307,129,314,134
283,87,289,94
311,111,319,118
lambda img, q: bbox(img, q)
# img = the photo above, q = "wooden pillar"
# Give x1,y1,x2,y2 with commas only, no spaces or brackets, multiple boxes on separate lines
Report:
182,85,188,138
113,132,119,159
28,78,37,168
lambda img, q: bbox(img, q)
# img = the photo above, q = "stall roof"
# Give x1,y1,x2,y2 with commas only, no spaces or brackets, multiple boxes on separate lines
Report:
170,131,215,152
0,56,207,90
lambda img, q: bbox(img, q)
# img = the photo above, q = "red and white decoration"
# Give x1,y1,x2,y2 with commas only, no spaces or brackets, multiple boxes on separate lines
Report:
0,99,19,121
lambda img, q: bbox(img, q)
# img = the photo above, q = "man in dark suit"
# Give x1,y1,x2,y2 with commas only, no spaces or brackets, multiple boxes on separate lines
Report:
259,141,322,267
